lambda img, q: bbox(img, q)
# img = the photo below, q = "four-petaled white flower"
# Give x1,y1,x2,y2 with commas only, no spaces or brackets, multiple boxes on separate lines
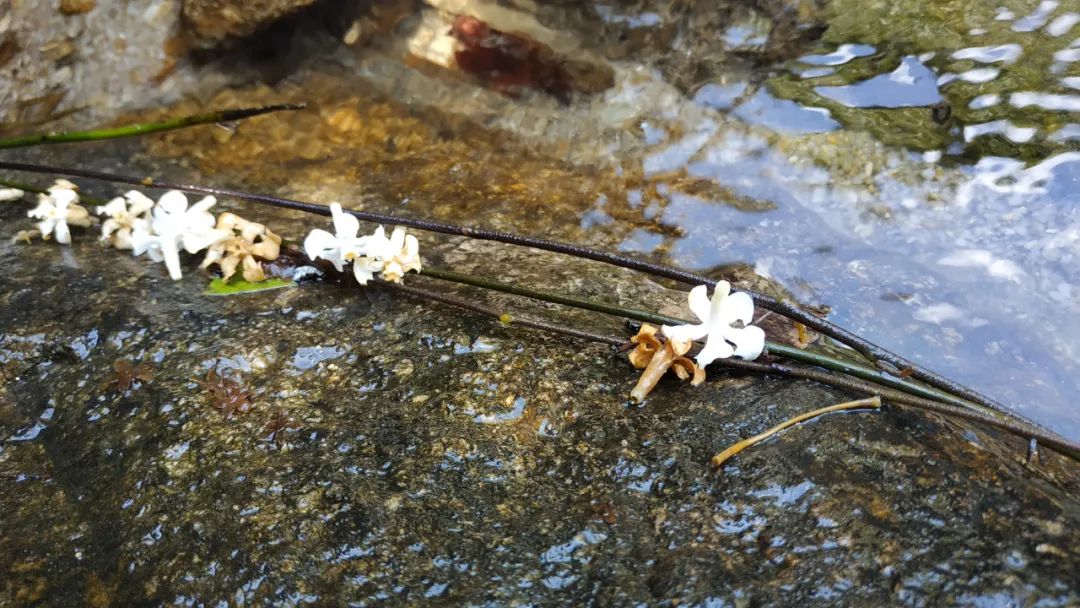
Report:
27,179,92,244
0,187,26,201
350,226,422,285
304,202,365,273
131,191,228,280
662,282,765,366
379,227,422,283
97,190,155,250
304,204,422,285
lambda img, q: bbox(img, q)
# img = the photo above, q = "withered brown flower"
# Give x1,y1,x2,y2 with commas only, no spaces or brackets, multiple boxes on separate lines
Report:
628,324,705,403
200,212,281,282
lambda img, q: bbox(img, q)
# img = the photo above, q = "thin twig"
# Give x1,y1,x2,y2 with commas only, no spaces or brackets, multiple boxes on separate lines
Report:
711,358,1080,461
418,266,994,418
0,104,305,149
0,163,1042,428
374,280,626,347
385,281,1080,462
711,397,882,468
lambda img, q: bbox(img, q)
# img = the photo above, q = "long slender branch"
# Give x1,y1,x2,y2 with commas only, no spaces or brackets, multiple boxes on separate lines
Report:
0,162,1037,426
0,104,305,149
375,282,1080,462
418,266,994,418
376,280,625,347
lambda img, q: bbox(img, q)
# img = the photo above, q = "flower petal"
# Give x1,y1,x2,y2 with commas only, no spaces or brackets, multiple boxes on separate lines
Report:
728,325,765,360
388,227,405,251
157,191,189,215
28,200,52,220
161,240,183,280
353,259,379,285
53,220,71,245
330,203,360,240
661,322,708,343
721,291,756,326
131,229,154,256
36,218,56,238
695,336,735,367
182,228,228,254
708,281,733,322
687,285,711,322
189,196,217,214
125,191,156,215
98,197,126,217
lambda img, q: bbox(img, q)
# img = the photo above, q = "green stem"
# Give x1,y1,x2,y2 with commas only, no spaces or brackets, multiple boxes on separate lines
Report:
418,266,996,418
389,279,1080,463
0,104,304,149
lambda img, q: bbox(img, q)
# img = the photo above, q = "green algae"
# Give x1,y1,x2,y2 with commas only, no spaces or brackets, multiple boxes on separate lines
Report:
770,0,1080,160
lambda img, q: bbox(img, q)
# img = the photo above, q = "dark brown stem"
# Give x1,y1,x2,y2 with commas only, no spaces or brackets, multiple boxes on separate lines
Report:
379,282,1080,462
0,162,1039,429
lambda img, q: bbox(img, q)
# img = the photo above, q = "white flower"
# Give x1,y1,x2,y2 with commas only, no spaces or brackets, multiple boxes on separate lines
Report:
131,191,228,280
304,204,422,285
0,187,26,201
378,227,422,283
662,282,766,366
304,202,364,272
97,190,155,250
351,226,422,285
27,179,92,244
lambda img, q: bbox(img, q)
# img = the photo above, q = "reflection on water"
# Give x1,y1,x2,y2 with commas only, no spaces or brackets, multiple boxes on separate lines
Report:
610,0,1080,437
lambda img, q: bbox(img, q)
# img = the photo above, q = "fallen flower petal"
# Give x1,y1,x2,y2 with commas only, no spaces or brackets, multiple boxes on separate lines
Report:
201,212,281,282
0,187,25,201
629,327,701,402
27,179,92,244
662,282,765,367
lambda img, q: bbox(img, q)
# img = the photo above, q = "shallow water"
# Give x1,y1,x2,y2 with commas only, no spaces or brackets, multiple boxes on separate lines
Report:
4,1,1080,604
738,0,1080,438
575,0,1080,438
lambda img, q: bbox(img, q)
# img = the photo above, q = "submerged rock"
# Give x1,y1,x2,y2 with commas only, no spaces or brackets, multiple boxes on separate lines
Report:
181,0,321,43
1,133,1080,605
2,0,1080,605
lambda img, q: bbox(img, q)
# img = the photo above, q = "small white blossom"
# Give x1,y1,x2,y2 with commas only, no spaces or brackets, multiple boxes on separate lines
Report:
376,227,422,283
97,190,155,250
0,187,26,201
304,202,364,272
27,179,92,244
304,204,422,285
346,226,422,285
662,282,765,366
131,191,228,280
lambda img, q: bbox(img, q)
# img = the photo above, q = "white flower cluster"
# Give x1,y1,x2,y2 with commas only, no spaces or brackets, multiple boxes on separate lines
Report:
304,202,422,284
127,191,229,280
662,282,766,366
20,180,284,282
27,179,92,244
16,181,422,285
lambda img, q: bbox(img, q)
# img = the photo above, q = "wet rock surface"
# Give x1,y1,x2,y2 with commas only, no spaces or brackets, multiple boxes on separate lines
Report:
2,136,1080,606
3,0,1080,604
181,0,321,43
